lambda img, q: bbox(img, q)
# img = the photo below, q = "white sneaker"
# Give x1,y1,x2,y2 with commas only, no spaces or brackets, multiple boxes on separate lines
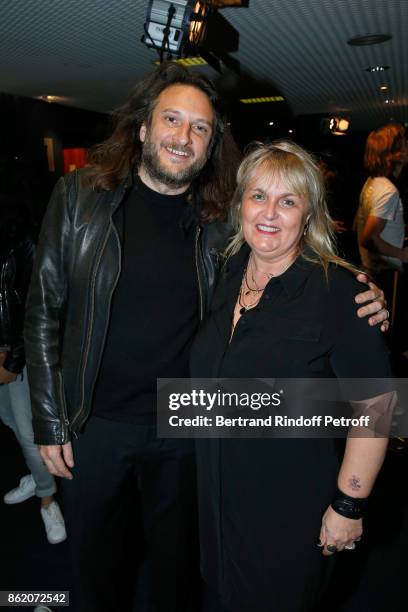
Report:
3,474,36,504
40,501,67,544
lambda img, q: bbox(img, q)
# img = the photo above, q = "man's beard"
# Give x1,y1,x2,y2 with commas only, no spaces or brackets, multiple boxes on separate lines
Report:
141,137,208,189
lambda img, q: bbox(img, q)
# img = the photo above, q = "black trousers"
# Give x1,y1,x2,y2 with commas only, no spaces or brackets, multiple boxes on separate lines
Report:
61,416,199,612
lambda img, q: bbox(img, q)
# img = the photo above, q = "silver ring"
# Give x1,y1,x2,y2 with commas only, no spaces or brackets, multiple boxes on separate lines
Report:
345,542,356,550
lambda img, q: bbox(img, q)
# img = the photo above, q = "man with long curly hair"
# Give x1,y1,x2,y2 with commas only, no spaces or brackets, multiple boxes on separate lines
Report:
25,61,240,612
25,62,388,612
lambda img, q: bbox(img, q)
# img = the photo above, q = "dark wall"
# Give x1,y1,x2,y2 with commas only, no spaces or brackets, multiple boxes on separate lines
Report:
0,92,110,225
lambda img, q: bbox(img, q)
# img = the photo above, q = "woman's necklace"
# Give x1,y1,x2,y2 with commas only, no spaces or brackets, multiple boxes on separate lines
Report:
238,254,294,315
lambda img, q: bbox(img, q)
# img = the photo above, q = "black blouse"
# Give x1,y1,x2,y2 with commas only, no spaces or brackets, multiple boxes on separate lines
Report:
191,245,392,382
190,246,393,612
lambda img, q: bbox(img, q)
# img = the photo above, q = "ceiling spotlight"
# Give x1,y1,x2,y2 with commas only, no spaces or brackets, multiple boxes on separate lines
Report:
142,0,239,68
322,116,350,136
142,1,208,57
365,65,390,72
347,33,391,46
288,129,293,134
269,121,274,126
189,1,208,46
379,85,388,91
37,95,69,104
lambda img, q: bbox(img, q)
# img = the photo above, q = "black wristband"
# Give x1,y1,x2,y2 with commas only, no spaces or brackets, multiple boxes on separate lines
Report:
330,488,368,520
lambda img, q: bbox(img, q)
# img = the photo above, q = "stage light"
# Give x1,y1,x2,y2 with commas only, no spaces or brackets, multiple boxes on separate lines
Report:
142,0,208,58
321,116,350,136
142,0,240,70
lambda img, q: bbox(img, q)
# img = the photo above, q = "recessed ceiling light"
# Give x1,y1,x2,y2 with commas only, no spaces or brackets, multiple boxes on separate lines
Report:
288,129,293,134
365,65,390,72
348,34,391,46
269,121,274,126
379,85,388,91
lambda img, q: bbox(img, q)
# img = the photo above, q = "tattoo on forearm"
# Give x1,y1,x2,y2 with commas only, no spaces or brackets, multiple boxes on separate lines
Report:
348,475,361,491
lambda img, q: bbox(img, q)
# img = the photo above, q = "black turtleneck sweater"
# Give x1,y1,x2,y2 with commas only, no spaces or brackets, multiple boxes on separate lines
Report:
93,176,199,423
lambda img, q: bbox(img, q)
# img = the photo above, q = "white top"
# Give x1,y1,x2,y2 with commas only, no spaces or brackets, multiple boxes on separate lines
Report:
356,176,404,272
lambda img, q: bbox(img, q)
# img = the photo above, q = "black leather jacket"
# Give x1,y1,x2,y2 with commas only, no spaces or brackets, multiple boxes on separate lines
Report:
0,223,35,374
25,170,231,445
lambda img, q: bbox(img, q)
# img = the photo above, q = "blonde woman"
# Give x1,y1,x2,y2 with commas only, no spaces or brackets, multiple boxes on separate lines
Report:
191,141,394,612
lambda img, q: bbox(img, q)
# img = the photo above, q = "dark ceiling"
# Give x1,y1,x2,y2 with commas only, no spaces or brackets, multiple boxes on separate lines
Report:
1,0,407,131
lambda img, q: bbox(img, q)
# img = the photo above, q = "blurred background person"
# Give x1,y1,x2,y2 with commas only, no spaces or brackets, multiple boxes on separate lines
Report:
318,151,360,264
0,195,66,544
356,123,408,358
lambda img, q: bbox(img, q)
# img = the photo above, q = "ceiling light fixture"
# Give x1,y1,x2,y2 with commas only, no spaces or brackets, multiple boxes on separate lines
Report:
347,33,392,46
364,65,390,72
142,0,208,58
37,95,70,104
379,85,388,91
142,0,239,72
321,116,350,136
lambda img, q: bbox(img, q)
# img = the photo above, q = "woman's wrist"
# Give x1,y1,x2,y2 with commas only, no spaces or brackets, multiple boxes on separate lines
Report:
330,488,368,520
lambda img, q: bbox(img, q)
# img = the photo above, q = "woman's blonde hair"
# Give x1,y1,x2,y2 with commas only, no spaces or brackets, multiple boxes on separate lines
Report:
225,140,360,275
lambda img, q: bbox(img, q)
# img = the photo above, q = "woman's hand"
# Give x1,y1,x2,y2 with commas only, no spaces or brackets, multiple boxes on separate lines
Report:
319,506,362,555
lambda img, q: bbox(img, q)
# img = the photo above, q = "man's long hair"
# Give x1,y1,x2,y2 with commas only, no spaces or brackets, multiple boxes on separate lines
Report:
87,62,241,222
364,123,406,177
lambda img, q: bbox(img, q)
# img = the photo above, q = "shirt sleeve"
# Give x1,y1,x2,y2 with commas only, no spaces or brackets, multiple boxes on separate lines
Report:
328,267,394,400
369,181,400,222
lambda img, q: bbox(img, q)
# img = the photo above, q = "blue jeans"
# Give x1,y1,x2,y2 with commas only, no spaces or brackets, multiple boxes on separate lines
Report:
0,368,56,498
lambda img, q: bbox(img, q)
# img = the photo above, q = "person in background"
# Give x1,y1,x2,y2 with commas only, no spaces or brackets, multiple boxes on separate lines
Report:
0,196,66,544
318,151,360,264
356,123,408,338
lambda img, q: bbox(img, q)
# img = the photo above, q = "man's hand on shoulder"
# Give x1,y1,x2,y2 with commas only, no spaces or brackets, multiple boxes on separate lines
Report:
0,366,18,384
355,274,389,332
40,442,74,480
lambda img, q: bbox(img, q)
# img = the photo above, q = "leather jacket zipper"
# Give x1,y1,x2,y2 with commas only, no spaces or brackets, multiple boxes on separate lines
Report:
57,370,71,439
69,218,115,432
195,226,204,320
76,218,122,432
